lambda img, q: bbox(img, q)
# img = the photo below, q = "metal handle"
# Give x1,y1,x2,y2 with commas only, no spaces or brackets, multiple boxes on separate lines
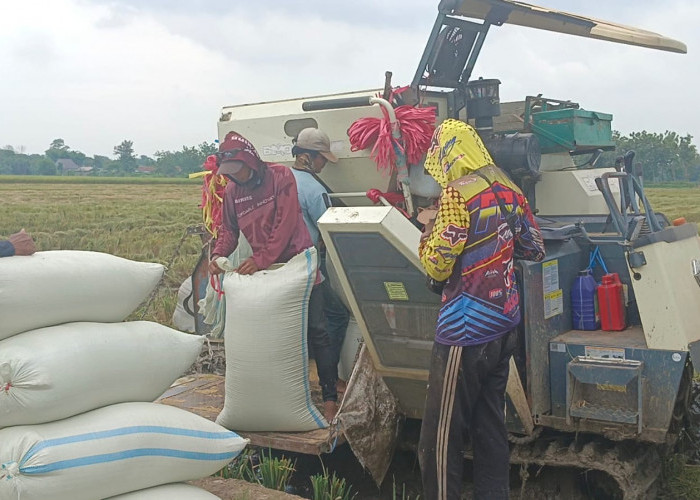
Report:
595,173,628,237
302,96,398,128
302,96,373,111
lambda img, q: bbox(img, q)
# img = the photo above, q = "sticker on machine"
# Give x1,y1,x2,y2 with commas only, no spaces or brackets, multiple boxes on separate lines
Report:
542,259,560,295
585,346,625,360
384,281,409,301
544,289,563,319
550,342,566,352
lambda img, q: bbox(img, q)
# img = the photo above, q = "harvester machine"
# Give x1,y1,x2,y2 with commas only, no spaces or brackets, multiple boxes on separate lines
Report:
215,0,698,497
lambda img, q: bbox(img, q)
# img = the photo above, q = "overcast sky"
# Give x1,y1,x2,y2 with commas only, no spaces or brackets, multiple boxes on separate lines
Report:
0,0,696,158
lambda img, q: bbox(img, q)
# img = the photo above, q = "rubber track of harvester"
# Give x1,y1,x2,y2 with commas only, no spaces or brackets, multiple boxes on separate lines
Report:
506,433,661,500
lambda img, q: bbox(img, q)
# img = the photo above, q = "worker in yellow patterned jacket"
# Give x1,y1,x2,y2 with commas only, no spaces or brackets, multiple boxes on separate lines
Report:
417,119,545,500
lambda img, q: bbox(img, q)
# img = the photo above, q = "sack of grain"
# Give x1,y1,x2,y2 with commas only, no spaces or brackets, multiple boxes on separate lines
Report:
105,483,221,499
172,277,197,333
216,247,327,432
0,402,247,500
0,250,164,340
0,321,203,428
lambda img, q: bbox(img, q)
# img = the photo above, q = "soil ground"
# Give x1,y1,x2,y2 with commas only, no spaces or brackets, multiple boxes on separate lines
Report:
191,478,304,500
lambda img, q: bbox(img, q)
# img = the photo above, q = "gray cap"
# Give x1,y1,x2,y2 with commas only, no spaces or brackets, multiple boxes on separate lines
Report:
296,128,338,163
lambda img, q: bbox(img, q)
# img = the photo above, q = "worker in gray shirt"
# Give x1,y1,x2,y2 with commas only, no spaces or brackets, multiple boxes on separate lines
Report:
291,128,351,395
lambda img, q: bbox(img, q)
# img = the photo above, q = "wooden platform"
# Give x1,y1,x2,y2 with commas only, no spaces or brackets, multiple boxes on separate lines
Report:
552,325,647,349
156,373,344,455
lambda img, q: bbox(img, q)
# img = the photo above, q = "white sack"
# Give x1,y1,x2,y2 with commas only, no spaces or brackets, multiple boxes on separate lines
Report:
0,402,247,500
105,483,221,499
172,278,196,333
198,233,253,338
0,250,164,340
216,247,327,432
0,321,203,428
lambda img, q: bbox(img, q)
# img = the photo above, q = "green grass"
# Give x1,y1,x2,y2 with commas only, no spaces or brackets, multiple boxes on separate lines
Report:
391,476,421,500
254,449,296,491
646,181,699,189
310,465,357,500
0,174,200,184
646,187,700,229
215,449,295,492
660,456,700,499
214,450,257,481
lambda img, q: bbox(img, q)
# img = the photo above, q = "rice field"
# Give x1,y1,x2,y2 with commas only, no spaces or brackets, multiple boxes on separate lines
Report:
1,177,699,324
0,179,205,325
646,188,700,227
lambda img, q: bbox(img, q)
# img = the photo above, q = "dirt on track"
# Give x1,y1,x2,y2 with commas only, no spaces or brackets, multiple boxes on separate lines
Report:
191,477,304,500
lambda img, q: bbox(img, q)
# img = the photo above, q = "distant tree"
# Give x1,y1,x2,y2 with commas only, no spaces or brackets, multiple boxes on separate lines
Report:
198,142,218,157
102,161,126,176
0,144,61,175
114,140,135,162
33,159,57,176
92,155,111,171
0,148,16,174
114,140,136,173
68,150,86,165
50,139,68,151
602,130,700,183
138,154,155,166
154,142,217,177
46,138,74,162
8,155,31,175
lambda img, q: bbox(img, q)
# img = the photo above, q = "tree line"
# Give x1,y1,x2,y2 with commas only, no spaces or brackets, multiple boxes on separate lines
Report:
605,131,700,183
1,130,699,182
0,139,217,178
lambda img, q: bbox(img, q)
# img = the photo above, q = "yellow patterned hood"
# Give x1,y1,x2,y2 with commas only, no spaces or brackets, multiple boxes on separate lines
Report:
423,119,493,188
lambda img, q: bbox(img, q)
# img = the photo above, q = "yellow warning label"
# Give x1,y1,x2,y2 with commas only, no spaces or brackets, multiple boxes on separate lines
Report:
384,282,409,301
596,384,627,393
544,289,563,319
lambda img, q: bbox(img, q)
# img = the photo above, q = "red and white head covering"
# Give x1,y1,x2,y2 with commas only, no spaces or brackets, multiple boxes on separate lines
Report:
217,131,264,175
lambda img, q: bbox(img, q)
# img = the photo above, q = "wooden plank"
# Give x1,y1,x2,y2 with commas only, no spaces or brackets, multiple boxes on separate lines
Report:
157,374,225,422
552,326,647,349
156,373,345,455
239,428,343,455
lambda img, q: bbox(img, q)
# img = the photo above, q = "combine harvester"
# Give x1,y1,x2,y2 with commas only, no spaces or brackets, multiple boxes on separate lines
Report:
170,1,699,497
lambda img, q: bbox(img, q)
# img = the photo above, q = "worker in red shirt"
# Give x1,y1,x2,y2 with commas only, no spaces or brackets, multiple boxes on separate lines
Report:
209,132,338,421
0,229,36,257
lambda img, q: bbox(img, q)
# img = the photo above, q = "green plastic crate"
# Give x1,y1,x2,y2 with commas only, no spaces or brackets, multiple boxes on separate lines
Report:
530,108,615,153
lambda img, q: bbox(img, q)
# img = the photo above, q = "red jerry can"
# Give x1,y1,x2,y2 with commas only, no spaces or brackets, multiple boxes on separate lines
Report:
598,273,626,331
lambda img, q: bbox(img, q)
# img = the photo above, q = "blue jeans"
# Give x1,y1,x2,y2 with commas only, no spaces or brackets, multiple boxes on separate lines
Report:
308,284,338,403
320,255,350,368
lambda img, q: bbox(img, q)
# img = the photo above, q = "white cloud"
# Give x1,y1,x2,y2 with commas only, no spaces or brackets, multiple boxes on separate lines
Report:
0,0,697,158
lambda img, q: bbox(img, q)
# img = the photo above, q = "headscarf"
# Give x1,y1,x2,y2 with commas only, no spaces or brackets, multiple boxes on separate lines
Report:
219,131,266,175
423,119,493,188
